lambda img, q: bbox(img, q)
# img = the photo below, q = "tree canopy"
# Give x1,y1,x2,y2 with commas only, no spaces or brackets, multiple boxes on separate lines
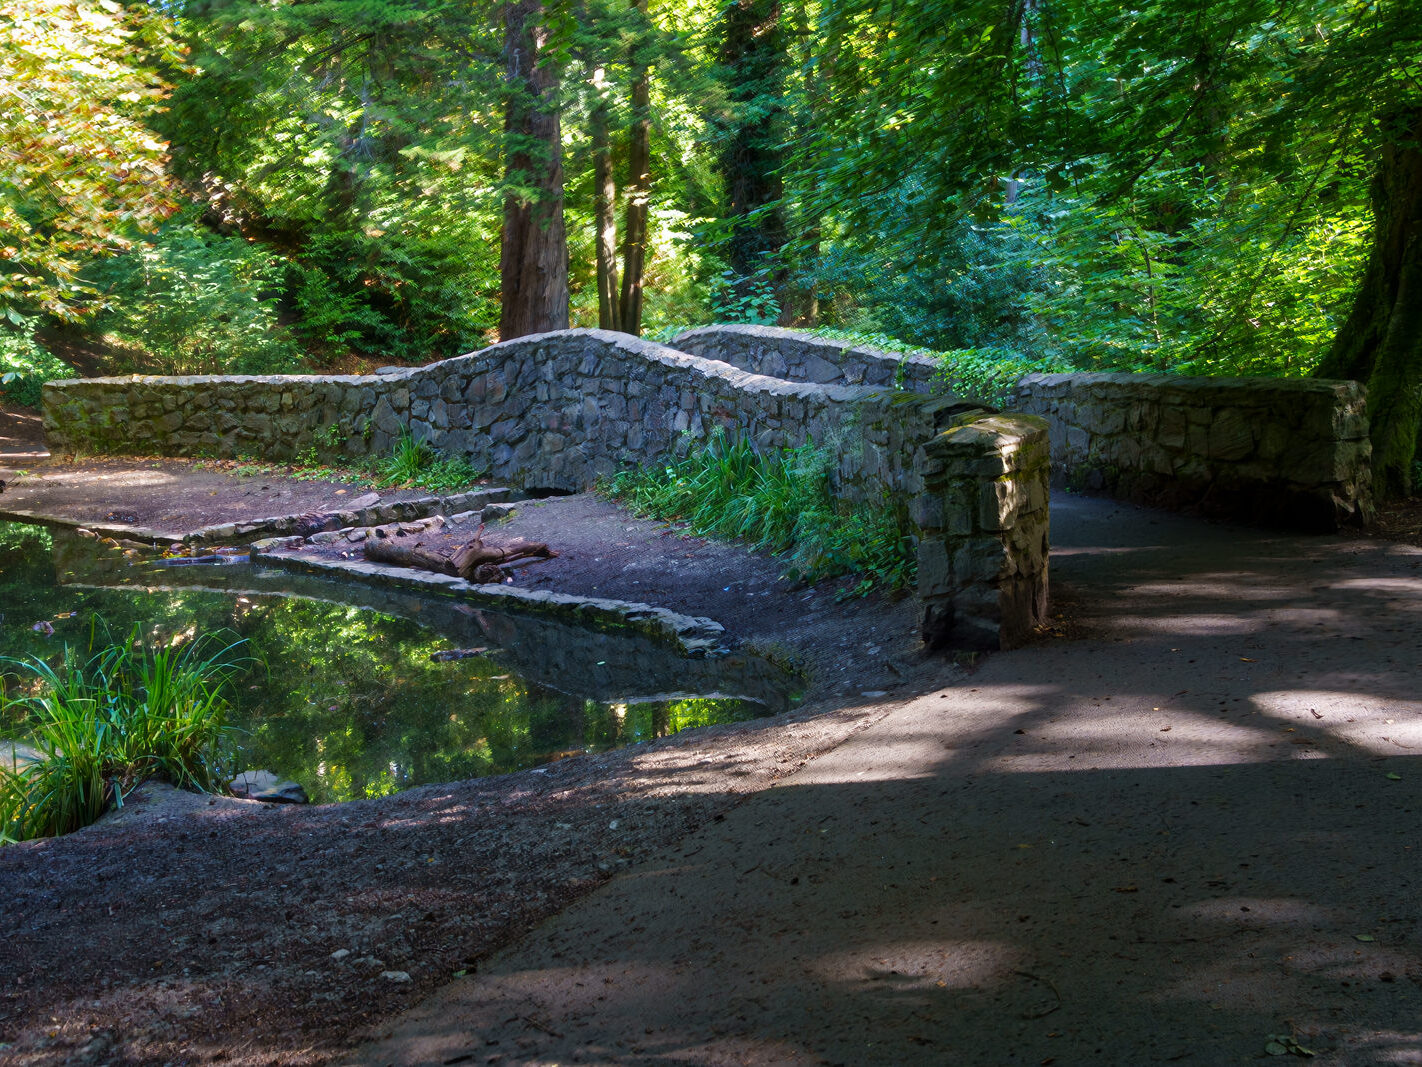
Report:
1,0,1418,495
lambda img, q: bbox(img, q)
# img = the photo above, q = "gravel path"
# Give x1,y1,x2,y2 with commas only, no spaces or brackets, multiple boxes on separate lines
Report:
353,495,1422,1067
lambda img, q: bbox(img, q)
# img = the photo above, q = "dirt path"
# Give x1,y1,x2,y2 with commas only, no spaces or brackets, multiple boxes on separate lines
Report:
2,417,1420,1065
0,404,45,456
355,496,1422,1067
0,453,468,538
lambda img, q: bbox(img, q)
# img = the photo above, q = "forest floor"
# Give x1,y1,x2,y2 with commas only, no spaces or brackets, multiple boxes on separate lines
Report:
2,403,1421,1066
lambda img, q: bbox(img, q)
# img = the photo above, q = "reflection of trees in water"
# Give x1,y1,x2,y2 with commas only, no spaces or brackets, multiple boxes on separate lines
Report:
1,524,775,803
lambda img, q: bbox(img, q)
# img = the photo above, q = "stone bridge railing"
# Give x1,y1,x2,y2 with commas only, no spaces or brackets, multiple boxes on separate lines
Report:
43,328,1050,651
673,325,1372,531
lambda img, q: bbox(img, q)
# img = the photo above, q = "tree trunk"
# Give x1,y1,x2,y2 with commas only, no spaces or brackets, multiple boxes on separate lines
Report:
1316,107,1422,501
617,0,652,337
719,0,787,297
499,0,569,341
590,69,621,331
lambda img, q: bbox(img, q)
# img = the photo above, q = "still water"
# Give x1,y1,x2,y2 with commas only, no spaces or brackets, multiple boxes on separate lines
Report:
0,522,799,803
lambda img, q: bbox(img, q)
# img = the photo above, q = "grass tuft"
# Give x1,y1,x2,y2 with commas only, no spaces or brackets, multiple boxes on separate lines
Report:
602,430,916,595
0,625,245,843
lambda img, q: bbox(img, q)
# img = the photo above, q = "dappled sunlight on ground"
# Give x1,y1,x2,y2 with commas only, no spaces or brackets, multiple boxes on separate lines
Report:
19,467,179,488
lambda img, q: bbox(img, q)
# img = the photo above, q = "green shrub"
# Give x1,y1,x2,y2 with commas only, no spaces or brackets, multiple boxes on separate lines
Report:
368,427,484,492
802,326,1067,407
86,221,303,376
602,430,915,594
0,322,72,407
0,626,244,843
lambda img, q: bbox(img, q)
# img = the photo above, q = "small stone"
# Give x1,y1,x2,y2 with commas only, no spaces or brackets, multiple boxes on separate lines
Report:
380,970,412,983
229,770,309,804
350,492,381,508
330,949,351,961
860,690,889,698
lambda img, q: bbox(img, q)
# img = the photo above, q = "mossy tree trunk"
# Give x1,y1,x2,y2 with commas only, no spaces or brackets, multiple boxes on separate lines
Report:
1316,107,1422,500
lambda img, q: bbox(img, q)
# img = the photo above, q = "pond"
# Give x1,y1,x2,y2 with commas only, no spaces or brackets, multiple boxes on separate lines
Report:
0,522,800,803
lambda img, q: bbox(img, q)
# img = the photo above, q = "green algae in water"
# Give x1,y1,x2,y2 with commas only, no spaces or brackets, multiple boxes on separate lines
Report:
0,522,799,804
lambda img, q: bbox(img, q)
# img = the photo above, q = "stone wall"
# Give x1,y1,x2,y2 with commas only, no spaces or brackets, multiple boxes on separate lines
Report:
674,324,946,394
44,329,952,504
43,327,1049,650
1012,373,1372,531
912,414,1050,650
672,326,1373,532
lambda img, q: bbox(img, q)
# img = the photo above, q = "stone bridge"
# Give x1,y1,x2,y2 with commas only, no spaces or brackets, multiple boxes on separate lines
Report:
43,325,1372,649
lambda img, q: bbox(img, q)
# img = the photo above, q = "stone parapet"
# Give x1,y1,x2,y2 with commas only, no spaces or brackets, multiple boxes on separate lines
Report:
1012,373,1371,531
674,324,947,394
42,327,1051,651
43,329,946,505
912,414,1051,650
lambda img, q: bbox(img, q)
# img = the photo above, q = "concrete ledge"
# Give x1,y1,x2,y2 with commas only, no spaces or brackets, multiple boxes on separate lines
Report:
250,538,731,659
0,507,182,545
184,488,514,545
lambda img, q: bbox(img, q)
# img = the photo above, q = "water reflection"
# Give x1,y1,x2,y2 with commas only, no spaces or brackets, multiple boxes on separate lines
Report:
0,523,801,803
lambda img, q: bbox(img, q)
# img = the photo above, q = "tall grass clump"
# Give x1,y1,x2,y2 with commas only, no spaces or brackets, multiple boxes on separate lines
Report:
603,430,916,595
371,427,484,492
0,626,245,843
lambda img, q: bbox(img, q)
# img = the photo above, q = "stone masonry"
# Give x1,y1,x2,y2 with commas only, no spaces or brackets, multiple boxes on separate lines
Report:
1012,373,1372,531
913,414,1051,651
672,325,1373,533
43,327,1050,650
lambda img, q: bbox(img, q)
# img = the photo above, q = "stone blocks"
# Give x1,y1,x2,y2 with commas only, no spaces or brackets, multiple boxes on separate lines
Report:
912,414,1050,651
1013,373,1372,531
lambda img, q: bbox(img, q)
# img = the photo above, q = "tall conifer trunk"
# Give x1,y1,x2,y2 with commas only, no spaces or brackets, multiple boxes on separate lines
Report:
590,69,620,331
1316,107,1422,500
718,0,787,300
499,0,569,341
617,0,651,337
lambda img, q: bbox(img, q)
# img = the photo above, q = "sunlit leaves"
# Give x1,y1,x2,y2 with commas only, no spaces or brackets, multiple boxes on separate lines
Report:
0,0,182,318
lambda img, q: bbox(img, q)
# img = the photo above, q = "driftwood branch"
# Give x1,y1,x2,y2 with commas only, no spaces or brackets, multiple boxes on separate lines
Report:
363,528,555,583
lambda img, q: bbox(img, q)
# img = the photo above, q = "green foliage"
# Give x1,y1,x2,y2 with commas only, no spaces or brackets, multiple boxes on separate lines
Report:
0,626,243,843
288,229,499,361
709,268,781,325
602,429,915,594
87,222,304,376
804,327,1067,407
0,0,182,318
0,322,71,407
369,427,484,492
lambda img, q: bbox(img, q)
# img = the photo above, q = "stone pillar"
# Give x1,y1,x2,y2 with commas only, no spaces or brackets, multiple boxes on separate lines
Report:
913,414,1050,651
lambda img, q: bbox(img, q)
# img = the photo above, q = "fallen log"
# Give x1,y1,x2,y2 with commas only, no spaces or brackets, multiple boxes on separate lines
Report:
363,528,555,583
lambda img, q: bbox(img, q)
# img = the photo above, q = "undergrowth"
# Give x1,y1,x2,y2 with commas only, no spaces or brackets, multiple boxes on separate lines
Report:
602,430,915,595
802,326,1068,407
227,427,484,493
0,625,245,843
